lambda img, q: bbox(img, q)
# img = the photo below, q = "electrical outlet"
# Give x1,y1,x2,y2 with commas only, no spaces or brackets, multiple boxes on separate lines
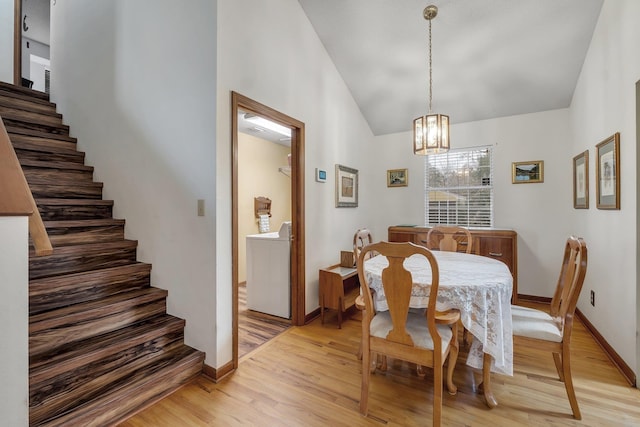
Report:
590,290,595,306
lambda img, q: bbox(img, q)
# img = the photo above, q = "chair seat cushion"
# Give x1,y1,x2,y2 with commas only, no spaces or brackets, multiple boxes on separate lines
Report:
512,305,562,342
370,311,453,354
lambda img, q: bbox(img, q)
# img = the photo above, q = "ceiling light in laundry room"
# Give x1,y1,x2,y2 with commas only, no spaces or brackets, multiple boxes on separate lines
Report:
244,114,291,138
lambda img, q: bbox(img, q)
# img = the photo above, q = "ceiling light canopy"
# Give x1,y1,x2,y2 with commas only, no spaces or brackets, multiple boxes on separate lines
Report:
413,4,449,155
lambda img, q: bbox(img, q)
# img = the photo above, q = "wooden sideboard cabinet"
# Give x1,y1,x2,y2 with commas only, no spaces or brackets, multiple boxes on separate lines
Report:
388,226,519,303
319,264,360,328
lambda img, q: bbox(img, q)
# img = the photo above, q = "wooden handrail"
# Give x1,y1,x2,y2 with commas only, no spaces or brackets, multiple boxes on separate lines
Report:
0,117,53,256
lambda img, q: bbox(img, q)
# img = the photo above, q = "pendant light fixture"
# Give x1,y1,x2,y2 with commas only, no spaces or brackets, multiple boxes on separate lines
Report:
413,5,449,155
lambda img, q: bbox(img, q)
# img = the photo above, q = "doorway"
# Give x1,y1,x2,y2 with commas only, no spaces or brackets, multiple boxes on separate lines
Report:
231,92,305,369
13,0,51,89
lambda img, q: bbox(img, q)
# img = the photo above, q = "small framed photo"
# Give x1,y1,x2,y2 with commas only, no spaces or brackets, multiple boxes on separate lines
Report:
596,132,620,210
512,160,544,184
315,168,327,183
387,169,408,187
573,150,589,209
335,164,358,207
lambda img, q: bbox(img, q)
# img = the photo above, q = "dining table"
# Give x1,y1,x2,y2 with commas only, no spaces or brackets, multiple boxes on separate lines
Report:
363,249,513,408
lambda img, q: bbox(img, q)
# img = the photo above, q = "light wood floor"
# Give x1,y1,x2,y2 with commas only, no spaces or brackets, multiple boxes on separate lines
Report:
120,302,640,426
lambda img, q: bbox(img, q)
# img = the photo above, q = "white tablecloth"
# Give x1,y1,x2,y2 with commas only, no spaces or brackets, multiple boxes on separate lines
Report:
363,251,513,376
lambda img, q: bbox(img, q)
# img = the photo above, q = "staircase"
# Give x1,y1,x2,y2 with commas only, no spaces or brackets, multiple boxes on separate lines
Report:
0,81,205,426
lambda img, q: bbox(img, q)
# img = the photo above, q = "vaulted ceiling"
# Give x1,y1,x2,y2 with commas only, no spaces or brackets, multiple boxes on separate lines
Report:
297,0,604,135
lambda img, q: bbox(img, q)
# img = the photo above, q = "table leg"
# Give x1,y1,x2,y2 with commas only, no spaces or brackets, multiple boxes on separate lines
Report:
479,352,498,408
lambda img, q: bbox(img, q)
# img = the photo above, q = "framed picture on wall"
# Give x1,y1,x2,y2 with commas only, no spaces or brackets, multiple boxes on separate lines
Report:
387,169,408,187
512,160,544,184
335,164,358,207
573,150,589,209
596,132,620,210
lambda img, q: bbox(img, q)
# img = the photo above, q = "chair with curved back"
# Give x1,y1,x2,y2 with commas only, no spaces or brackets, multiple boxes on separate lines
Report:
511,236,588,419
353,228,374,262
353,228,374,361
357,241,460,426
425,225,474,345
425,225,474,254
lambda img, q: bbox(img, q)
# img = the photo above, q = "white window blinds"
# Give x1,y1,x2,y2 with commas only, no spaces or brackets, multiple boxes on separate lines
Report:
424,146,494,227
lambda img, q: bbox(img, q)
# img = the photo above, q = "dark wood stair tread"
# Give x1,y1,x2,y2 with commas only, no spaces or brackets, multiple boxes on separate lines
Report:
6,125,77,143
20,158,93,172
30,314,181,374
9,133,79,153
0,81,50,100
35,198,113,206
28,240,138,279
0,107,68,129
29,288,168,357
32,345,204,427
30,287,168,332
0,92,59,116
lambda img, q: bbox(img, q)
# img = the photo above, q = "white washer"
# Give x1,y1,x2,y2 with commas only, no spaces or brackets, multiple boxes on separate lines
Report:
245,222,291,319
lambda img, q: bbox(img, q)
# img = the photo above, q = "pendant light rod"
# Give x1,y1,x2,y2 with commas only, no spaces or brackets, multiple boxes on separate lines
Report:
413,4,450,156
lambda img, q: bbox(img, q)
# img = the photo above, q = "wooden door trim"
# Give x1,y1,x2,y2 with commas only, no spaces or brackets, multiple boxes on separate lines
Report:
13,0,22,85
231,91,306,370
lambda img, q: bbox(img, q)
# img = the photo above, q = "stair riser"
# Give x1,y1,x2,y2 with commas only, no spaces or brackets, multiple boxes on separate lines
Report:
30,263,149,315
38,223,123,246
29,245,136,280
2,117,69,135
29,315,183,380
15,148,85,164
0,106,65,128
38,349,204,427
38,204,113,221
30,184,103,200
6,125,76,143
0,93,58,116
24,168,94,183
30,334,185,425
10,135,78,153
30,299,168,357
0,81,50,101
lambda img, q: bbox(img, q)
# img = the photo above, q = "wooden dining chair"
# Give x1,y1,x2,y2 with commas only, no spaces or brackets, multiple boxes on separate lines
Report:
353,228,374,262
425,225,474,345
425,225,474,254
353,228,376,362
357,241,459,426
511,236,588,419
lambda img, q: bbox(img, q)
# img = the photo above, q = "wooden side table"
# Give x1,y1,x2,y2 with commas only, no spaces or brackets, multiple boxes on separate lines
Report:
319,264,359,328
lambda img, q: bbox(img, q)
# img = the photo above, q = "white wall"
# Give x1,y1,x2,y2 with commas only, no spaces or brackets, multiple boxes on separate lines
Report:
569,0,640,372
50,0,218,365
0,0,14,83
0,216,29,426
22,0,50,46
216,0,374,364
369,109,573,298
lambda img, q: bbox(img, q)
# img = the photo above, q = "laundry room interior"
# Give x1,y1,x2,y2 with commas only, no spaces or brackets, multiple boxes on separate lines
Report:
237,109,293,355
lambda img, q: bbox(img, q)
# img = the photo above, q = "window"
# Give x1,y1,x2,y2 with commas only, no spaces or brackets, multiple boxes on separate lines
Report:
424,146,493,227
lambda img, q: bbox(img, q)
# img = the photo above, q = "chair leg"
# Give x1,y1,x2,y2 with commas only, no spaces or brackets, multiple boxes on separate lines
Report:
433,357,443,427
446,329,459,395
360,346,371,415
561,345,581,420
552,352,565,382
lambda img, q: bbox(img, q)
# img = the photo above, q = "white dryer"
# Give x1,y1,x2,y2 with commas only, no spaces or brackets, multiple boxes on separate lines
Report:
245,222,291,319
